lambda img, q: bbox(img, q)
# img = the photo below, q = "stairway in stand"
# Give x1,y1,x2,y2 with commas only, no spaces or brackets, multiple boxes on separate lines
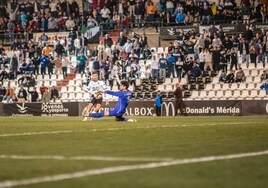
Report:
56,73,76,91
99,30,120,43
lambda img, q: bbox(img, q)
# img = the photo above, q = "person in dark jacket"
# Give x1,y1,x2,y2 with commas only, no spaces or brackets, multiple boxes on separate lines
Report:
173,83,186,116
17,86,27,103
27,87,39,102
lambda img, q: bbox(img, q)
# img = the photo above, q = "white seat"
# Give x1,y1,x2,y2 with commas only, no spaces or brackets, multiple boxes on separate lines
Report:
250,70,258,76
254,77,261,83
216,90,224,99
68,93,76,100
259,90,267,98
240,90,250,99
157,47,164,54
68,80,76,86
207,91,216,99
165,85,173,91
57,74,64,80
43,75,50,80
238,83,246,90
190,91,200,100
68,86,75,92
231,90,241,99
61,93,68,100
213,84,222,91
221,84,230,91
76,92,83,101
247,83,255,90
230,83,239,90
50,74,57,80
51,80,57,86
199,91,207,100
224,90,233,99
157,85,165,91
61,86,67,92
250,90,258,98
204,84,213,91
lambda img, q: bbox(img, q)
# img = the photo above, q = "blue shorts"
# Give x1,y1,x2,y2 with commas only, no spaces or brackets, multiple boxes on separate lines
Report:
108,108,125,117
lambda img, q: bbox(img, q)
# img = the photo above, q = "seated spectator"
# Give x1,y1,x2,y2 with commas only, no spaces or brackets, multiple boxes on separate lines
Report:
191,62,201,78
260,80,268,95
3,84,15,103
17,86,27,103
225,70,235,83
42,87,51,103
0,84,6,102
27,87,39,102
235,68,246,83
219,71,227,83
50,86,60,102
261,70,268,81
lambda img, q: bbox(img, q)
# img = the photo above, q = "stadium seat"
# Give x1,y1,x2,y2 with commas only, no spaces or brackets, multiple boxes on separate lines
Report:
238,83,246,90
207,91,216,100
199,91,207,99
224,90,233,99
221,84,230,91
216,90,224,100
254,77,261,83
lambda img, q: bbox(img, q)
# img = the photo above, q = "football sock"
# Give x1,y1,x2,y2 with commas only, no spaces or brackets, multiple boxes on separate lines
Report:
89,111,104,118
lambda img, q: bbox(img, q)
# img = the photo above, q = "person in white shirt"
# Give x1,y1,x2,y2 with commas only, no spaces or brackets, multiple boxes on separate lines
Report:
65,16,75,30
81,71,109,121
151,55,159,79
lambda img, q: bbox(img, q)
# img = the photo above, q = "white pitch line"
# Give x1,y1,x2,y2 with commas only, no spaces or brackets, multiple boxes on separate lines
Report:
0,130,74,137
0,155,173,162
0,150,268,188
0,122,264,138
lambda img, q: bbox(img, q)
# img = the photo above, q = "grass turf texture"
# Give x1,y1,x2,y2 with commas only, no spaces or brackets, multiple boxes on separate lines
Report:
0,116,268,188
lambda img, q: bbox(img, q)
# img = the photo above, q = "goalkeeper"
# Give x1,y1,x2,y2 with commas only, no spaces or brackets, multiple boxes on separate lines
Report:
87,80,136,122
81,71,108,121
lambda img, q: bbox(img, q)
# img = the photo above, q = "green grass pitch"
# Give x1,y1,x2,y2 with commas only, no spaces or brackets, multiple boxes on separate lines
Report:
0,116,268,188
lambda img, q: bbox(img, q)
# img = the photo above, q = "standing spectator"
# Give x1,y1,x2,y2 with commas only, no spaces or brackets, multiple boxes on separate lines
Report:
0,84,6,102
76,51,87,74
61,55,69,78
158,53,167,81
151,55,159,79
173,83,186,116
204,48,213,71
40,55,49,75
239,38,250,68
155,90,162,116
42,43,53,57
53,56,62,74
166,53,176,78
249,40,257,68
10,53,19,78
229,47,238,71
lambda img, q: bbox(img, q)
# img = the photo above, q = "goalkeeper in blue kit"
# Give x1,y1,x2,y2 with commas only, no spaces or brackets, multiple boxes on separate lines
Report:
88,81,136,122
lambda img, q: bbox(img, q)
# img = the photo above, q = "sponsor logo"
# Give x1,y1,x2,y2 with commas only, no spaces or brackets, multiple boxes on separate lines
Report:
16,103,28,113
161,102,175,116
41,103,69,114
167,28,175,35
125,107,154,116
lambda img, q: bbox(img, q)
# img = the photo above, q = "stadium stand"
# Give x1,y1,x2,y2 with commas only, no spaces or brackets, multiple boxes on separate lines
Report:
0,0,268,103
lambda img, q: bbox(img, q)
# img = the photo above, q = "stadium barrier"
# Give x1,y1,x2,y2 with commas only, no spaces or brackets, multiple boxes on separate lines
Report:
0,100,267,117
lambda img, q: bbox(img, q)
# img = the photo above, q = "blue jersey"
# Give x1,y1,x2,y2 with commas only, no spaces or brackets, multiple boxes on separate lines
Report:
105,90,131,115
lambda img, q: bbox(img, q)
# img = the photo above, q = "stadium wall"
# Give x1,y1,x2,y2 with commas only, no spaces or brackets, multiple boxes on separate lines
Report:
0,101,267,117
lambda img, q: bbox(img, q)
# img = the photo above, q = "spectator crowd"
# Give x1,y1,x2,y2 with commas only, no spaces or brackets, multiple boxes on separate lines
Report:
0,0,268,103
